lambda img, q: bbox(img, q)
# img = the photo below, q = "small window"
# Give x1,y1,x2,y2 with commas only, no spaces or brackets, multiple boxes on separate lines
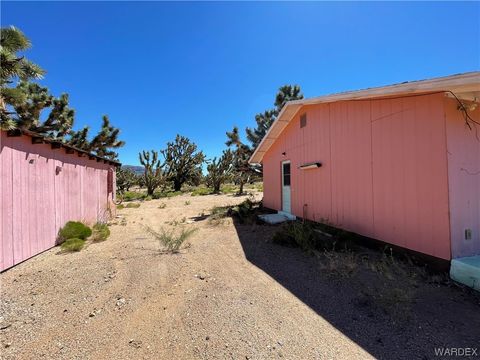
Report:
283,162,291,186
300,113,307,128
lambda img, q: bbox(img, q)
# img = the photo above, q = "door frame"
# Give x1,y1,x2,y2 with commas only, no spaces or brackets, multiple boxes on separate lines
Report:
281,160,291,214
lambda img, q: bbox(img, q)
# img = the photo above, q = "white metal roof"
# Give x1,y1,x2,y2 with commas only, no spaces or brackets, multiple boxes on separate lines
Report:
249,71,480,164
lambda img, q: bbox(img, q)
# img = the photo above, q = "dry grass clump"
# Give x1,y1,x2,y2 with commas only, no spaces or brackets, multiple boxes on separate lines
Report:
144,225,196,253
91,223,110,242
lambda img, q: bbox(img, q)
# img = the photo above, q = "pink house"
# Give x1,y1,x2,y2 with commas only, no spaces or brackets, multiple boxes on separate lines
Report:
250,72,480,286
1,129,119,271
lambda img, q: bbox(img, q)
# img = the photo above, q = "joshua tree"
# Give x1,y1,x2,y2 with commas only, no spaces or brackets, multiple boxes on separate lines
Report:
36,93,75,139
226,127,253,195
89,115,125,160
1,26,45,130
116,168,138,192
68,126,90,149
205,149,234,193
3,81,75,140
162,135,205,191
139,150,164,196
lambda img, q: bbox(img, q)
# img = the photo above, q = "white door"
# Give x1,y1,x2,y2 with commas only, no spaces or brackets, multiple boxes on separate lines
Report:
281,161,291,214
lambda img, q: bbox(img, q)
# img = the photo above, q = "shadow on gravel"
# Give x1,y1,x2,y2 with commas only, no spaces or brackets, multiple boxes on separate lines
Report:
233,221,480,360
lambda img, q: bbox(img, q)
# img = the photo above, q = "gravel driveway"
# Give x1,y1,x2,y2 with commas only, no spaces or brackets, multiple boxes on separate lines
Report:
1,193,479,359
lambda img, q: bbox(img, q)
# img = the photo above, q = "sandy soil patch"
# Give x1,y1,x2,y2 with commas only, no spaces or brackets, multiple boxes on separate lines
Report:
1,192,479,359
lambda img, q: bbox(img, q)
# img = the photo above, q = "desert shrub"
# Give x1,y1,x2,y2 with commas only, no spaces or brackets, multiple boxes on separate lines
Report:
191,187,212,196
144,226,196,253
144,195,152,201
92,223,110,241
61,238,85,252
184,200,191,206
158,203,167,209
208,205,231,225
117,204,125,210
207,199,261,225
272,222,309,249
318,250,359,277
123,191,147,201
58,221,92,242
153,190,183,199
221,184,237,194
232,198,261,224
272,220,355,253
125,202,141,208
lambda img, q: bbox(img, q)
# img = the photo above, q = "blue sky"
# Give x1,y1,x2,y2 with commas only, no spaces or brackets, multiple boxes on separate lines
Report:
2,1,479,165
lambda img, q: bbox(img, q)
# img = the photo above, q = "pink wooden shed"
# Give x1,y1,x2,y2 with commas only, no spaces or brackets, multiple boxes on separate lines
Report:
250,72,480,264
1,129,119,271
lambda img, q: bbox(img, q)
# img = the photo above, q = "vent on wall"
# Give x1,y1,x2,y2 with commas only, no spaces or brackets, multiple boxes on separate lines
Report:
300,113,307,128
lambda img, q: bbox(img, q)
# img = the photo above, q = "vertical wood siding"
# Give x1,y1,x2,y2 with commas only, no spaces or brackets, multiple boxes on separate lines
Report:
262,93,452,260
445,98,480,258
0,132,115,271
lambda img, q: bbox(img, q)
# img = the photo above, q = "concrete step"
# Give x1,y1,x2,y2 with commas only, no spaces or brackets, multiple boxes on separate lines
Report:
450,256,480,291
258,212,296,225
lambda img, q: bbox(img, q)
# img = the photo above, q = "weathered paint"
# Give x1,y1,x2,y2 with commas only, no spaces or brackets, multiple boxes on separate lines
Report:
1,132,116,271
445,98,480,258
263,93,455,260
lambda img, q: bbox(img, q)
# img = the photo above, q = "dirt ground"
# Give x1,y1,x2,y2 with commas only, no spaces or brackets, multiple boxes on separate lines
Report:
1,193,479,360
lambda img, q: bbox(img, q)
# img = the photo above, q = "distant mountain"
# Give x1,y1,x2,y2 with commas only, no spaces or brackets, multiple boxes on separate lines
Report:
122,165,144,175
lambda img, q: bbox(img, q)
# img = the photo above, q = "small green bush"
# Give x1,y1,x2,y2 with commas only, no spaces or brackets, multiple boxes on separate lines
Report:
123,191,147,201
158,203,167,209
191,187,212,196
184,200,191,206
117,204,125,209
58,221,92,242
61,238,85,252
92,223,110,241
125,202,141,208
221,184,237,194
153,190,183,199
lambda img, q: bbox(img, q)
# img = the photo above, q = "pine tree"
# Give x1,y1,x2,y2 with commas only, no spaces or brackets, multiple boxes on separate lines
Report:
246,110,276,149
274,85,303,114
205,149,234,193
162,135,205,191
245,85,303,150
139,150,164,196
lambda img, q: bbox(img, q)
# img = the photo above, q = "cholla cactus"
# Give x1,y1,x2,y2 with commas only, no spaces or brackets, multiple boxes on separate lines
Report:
139,150,164,195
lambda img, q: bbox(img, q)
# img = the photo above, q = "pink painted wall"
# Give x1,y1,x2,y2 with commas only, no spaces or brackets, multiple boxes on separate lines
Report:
445,98,480,258
1,132,116,271
263,93,452,260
